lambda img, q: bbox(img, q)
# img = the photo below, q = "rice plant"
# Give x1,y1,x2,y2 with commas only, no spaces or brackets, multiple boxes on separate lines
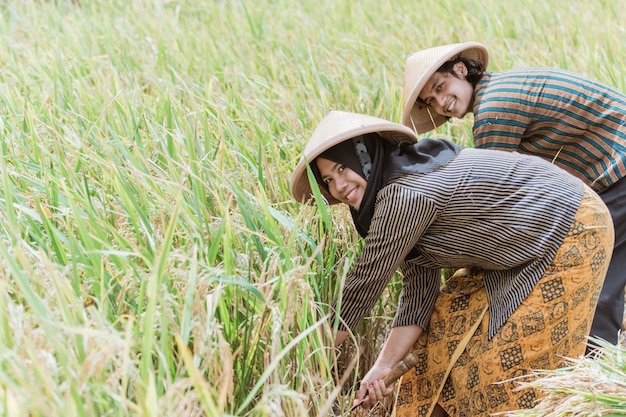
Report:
504,338,626,417
0,0,623,416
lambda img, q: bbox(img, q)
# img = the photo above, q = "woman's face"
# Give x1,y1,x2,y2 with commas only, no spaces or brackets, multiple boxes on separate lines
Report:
418,62,474,119
316,157,368,210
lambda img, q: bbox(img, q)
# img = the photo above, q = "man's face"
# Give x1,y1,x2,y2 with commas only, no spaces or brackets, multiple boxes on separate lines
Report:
418,62,474,119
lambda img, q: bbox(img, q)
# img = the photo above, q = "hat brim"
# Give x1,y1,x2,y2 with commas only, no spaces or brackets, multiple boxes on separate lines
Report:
401,42,488,133
290,111,418,205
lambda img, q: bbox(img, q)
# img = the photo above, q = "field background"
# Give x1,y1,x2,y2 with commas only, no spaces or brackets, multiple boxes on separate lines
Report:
0,0,624,416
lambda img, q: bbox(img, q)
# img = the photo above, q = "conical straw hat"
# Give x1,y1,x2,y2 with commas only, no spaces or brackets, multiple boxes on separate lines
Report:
402,41,488,133
290,110,417,205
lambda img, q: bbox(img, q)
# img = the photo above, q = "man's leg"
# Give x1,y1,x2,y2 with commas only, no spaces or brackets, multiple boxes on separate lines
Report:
590,180,626,347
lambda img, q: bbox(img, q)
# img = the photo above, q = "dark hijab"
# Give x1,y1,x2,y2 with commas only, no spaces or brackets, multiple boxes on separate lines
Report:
314,133,463,237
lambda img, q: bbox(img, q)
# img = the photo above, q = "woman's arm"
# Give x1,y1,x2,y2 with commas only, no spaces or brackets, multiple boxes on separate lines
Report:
353,259,439,408
355,325,423,408
374,325,423,369
331,187,439,333
334,330,349,346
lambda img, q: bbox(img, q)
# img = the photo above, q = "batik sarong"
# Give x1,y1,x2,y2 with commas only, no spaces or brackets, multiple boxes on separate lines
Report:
395,185,614,417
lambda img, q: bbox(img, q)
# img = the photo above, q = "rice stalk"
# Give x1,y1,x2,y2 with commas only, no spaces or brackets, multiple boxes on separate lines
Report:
504,338,626,417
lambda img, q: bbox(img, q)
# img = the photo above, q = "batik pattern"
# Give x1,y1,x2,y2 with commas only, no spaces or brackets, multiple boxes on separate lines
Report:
395,187,613,417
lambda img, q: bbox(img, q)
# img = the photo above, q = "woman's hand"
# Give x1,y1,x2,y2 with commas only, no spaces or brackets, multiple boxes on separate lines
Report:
353,325,424,409
354,365,395,409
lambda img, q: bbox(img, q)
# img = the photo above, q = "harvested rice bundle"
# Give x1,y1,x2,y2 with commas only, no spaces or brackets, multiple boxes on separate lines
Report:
505,339,626,417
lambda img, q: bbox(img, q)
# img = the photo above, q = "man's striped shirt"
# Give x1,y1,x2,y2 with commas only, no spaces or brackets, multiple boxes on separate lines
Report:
334,148,583,339
473,68,626,192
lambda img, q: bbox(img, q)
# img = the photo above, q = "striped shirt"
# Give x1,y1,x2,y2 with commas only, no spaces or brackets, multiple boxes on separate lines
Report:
472,68,626,192
335,148,583,339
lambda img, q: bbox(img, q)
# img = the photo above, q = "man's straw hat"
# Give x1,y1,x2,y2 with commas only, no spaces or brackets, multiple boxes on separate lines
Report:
290,110,417,205
401,41,489,133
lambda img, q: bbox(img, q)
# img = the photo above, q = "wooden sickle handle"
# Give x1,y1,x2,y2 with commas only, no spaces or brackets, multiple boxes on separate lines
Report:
382,352,419,385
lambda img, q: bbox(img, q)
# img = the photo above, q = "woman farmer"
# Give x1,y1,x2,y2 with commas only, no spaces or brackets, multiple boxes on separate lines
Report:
402,41,626,347
290,110,613,416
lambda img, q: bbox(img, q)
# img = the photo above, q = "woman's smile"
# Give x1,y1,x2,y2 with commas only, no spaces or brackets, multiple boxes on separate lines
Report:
345,186,359,202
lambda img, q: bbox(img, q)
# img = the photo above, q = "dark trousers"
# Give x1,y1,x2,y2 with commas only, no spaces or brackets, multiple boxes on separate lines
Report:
591,178,626,345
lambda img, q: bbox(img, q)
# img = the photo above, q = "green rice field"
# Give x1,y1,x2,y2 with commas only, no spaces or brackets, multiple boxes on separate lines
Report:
0,0,624,415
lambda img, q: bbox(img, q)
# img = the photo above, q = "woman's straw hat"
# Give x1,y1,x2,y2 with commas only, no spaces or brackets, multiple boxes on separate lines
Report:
401,41,489,133
290,110,418,205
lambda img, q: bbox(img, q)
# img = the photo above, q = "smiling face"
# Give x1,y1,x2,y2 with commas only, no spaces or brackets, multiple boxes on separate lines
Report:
316,157,368,210
418,62,475,119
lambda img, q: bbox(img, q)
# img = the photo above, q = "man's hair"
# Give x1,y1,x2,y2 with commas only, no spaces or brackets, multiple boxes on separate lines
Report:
437,56,485,87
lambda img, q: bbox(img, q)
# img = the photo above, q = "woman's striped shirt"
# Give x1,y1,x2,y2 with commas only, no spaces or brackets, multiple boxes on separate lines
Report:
334,147,583,339
472,68,626,192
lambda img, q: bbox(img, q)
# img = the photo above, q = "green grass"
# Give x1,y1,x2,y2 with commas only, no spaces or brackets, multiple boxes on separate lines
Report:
0,0,624,415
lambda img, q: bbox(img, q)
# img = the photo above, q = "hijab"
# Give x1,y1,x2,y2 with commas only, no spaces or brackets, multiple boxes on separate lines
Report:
314,133,463,237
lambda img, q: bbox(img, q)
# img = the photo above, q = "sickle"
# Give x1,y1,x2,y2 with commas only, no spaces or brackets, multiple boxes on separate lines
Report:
349,352,420,412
